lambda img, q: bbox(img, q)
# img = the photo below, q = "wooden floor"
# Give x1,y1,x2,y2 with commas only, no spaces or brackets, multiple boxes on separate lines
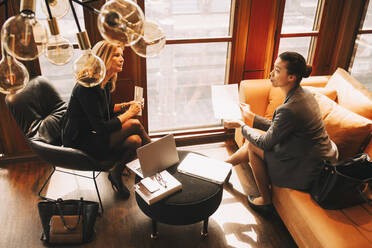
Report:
0,140,297,248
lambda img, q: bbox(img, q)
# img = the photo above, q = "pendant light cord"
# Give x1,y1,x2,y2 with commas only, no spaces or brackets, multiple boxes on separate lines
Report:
44,0,53,20
69,0,82,32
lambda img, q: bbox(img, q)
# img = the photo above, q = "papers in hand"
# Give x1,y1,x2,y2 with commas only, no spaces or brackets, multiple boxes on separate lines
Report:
211,84,241,120
135,170,182,205
177,153,232,184
134,86,144,116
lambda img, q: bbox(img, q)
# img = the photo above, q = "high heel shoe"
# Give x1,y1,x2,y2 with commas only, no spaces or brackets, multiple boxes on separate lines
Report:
108,172,130,199
247,195,274,214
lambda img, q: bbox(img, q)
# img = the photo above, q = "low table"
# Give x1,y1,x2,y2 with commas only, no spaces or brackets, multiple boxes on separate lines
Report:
135,150,224,239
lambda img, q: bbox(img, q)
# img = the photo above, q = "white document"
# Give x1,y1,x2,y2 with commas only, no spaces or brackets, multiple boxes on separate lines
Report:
134,86,144,116
211,84,241,120
177,153,232,184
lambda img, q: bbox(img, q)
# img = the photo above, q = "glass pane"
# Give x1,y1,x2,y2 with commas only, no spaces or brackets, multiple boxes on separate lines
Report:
38,50,83,102
350,34,372,91
35,2,85,102
362,2,372,30
146,43,228,133
281,0,319,33
35,2,85,43
278,37,313,62
145,0,232,39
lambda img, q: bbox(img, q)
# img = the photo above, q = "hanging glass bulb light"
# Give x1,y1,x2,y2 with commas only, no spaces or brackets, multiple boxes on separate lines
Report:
1,0,48,61
41,0,70,19
73,31,106,87
0,36,29,95
97,0,145,46
45,17,74,65
131,20,166,58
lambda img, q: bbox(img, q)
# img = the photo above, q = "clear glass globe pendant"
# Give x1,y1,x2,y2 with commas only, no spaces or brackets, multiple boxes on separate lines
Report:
41,0,70,19
1,0,47,61
45,17,74,65
131,20,166,58
97,0,145,46
73,31,106,87
0,41,29,95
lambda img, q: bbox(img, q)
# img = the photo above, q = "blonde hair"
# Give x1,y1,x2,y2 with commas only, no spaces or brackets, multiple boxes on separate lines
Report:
92,40,124,92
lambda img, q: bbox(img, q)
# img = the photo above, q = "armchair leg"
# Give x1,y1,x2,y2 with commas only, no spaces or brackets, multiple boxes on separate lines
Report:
93,171,104,214
38,166,56,200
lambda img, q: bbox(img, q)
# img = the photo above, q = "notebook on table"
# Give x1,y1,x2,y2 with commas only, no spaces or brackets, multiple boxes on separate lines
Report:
177,153,232,184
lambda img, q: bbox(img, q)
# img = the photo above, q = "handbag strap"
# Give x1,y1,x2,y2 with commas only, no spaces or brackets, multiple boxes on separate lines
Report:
55,198,83,231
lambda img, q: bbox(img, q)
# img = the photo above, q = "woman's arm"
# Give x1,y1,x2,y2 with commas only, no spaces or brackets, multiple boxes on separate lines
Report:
242,107,296,150
78,87,122,135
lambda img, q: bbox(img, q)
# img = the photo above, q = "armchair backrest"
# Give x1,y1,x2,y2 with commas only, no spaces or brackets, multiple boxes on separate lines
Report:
5,76,67,145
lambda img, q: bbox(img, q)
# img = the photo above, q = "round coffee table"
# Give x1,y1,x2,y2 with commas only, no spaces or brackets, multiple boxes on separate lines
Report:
135,150,224,239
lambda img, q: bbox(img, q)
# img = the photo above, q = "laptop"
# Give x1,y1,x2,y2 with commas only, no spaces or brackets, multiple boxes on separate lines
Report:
127,134,179,178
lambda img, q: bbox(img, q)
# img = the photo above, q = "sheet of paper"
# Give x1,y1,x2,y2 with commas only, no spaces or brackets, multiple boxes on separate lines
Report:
211,84,241,120
134,86,144,116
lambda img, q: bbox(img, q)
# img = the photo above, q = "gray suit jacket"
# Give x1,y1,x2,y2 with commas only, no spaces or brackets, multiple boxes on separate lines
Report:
242,85,337,191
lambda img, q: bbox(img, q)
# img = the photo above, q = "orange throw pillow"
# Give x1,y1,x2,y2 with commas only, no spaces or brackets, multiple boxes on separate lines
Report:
313,92,372,160
264,86,337,119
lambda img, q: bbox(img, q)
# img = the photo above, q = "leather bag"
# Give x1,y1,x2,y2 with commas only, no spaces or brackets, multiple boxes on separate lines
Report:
310,153,372,210
38,198,99,244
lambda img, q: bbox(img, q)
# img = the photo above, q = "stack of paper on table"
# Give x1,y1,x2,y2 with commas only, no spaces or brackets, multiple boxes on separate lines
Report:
177,153,232,184
135,170,182,205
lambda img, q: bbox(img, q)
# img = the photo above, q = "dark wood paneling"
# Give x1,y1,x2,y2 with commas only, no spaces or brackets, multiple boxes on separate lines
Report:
243,70,265,79
244,0,274,72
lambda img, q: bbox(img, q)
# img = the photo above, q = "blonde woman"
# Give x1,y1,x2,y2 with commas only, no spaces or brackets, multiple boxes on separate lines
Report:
62,40,151,199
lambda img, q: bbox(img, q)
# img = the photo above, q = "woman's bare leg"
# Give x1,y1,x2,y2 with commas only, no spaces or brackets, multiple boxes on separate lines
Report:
225,142,249,165
247,142,271,205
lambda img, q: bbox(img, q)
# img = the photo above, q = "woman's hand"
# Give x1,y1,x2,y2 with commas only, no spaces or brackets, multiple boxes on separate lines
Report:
240,103,255,127
127,101,141,116
223,119,245,129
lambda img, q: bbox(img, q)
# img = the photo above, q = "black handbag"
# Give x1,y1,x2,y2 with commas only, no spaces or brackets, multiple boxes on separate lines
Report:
38,198,99,244
310,153,372,210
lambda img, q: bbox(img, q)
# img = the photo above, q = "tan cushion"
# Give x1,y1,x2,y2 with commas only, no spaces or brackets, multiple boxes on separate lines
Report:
313,92,372,160
326,68,372,120
264,86,337,119
272,186,372,248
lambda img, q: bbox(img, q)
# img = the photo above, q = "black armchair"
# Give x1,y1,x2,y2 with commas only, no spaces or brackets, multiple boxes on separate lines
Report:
5,76,117,213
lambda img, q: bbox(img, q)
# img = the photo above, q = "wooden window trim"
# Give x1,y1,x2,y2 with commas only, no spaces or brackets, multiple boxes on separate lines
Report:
166,37,232,45
359,29,372,34
280,31,319,38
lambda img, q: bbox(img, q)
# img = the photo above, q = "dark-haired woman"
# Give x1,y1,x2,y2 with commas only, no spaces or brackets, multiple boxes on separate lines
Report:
224,52,338,210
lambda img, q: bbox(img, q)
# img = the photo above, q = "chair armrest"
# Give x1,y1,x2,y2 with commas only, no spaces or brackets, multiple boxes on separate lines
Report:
30,140,114,171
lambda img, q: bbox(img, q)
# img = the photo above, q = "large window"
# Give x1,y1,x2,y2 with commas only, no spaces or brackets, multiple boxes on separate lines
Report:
144,0,233,133
35,3,85,102
277,0,322,62
349,2,372,91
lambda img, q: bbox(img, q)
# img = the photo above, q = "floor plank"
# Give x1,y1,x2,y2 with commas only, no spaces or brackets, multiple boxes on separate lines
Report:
0,140,297,248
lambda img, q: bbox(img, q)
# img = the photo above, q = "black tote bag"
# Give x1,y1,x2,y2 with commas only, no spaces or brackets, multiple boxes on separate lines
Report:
38,198,99,244
310,153,372,210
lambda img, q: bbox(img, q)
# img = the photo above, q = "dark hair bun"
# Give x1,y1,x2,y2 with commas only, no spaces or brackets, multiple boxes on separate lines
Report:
303,65,312,78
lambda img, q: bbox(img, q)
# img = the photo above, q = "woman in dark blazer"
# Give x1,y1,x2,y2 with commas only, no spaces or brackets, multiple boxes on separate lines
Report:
62,40,151,199
224,52,338,210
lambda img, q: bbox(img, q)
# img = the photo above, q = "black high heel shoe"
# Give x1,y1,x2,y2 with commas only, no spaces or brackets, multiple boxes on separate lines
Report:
247,195,274,214
108,172,130,199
